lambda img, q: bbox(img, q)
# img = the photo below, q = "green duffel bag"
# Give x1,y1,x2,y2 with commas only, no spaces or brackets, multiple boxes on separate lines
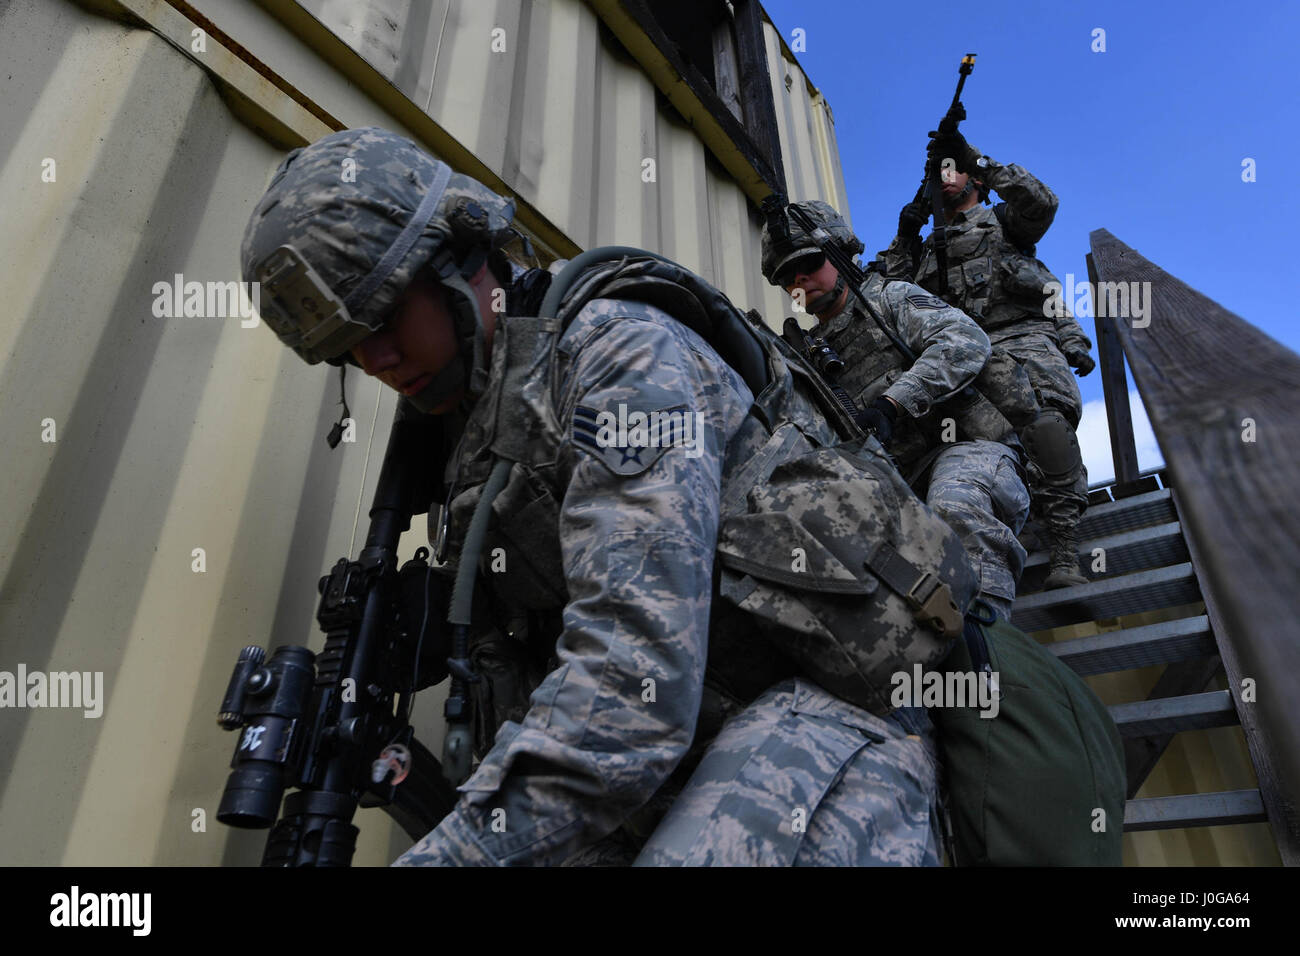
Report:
929,602,1125,866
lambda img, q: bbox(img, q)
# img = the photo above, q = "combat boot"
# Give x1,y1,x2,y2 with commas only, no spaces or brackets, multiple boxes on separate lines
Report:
1043,530,1089,589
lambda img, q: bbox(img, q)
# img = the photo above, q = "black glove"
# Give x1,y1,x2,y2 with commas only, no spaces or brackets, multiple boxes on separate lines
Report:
937,101,966,136
926,129,976,175
857,396,899,444
1065,348,1096,377
898,201,927,239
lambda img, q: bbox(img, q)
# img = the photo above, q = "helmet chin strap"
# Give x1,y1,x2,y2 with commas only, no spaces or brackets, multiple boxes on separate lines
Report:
943,179,977,209
404,353,468,414
807,275,846,315
404,269,492,414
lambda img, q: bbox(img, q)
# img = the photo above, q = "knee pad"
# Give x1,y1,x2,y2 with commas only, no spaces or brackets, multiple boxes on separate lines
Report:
1020,410,1083,483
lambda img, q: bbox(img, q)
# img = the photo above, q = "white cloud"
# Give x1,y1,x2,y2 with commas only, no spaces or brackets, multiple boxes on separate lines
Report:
1076,390,1165,486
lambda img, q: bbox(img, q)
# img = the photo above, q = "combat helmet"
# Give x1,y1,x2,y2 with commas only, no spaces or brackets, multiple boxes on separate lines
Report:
760,199,864,287
240,127,516,413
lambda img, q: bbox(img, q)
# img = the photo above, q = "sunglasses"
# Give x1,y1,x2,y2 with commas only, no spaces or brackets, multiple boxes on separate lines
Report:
775,250,827,287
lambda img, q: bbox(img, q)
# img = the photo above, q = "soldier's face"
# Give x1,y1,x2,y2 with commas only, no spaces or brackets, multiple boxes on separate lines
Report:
348,271,464,413
942,169,970,197
785,258,848,319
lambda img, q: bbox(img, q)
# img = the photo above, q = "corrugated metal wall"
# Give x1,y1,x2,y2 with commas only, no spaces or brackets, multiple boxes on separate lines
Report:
0,0,1275,866
0,0,852,866
286,0,850,313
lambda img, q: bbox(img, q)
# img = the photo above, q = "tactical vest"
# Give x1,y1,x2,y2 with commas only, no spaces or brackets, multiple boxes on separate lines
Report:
915,202,1062,337
432,252,978,755
819,275,1034,472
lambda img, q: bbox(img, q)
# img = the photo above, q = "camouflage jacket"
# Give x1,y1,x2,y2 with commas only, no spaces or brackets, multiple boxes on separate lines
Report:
877,156,1091,354
397,278,837,866
814,273,994,469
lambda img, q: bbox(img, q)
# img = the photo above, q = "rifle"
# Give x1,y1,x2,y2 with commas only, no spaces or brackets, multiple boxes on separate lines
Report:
215,400,459,865
909,53,977,296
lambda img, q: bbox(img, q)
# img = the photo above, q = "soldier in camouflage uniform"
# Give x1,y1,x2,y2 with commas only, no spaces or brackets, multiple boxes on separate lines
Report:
879,131,1095,588
240,127,959,866
761,201,1030,621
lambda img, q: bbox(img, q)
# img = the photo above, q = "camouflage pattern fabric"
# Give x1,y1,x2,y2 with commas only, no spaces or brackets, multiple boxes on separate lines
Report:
816,273,990,430
992,329,1090,557
875,153,1090,572
989,328,1083,425
393,298,748,866
926,440,1029,612
809,273,1030,612
242,128,951,867
713,436,980,716
760,198,863,284
239,126,514,367
392,291,948,866
633,680,941,866
877,153,1092,356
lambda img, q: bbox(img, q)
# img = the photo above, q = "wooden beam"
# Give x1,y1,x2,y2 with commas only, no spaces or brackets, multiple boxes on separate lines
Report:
731,0,786,195
1087,251,1141,486
588,0,784,205
1090,228,1300,864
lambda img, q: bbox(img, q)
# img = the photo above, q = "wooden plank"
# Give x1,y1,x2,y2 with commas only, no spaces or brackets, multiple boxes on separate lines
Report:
1012,562,1200,632
597,0,784,201
1087,251,1141,486
1124,656,1224,797
1090,228,1300,864
1125,790,1267,831
731,0,786,194
1172,483,1298,865
1049,615,1215,676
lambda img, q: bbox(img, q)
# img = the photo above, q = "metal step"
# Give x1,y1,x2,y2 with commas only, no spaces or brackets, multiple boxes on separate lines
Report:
1022,521,1189,592
1049,615,1215,676
1078,488,1176,539
1110,690,1238,737
1013,562,1202,632
1124,790,1267,831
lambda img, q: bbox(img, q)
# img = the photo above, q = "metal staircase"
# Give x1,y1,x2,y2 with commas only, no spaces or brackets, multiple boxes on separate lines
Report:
999,228,1300,864
1013,473,1268,837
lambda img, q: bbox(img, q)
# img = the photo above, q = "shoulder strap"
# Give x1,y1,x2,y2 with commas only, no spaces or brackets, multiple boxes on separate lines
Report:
543,246,771,399
540,246,863,441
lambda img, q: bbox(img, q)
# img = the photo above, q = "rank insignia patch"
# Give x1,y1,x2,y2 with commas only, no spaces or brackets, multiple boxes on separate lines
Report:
572,403,705,475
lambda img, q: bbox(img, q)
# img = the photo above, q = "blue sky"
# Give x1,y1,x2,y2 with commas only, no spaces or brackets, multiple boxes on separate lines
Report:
762,0,1298,480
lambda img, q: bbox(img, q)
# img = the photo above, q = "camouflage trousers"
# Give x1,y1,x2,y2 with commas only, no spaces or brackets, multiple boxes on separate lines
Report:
988,329,1083,424
925,440,1030,615
632,679,941,866
988,330,1089,538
